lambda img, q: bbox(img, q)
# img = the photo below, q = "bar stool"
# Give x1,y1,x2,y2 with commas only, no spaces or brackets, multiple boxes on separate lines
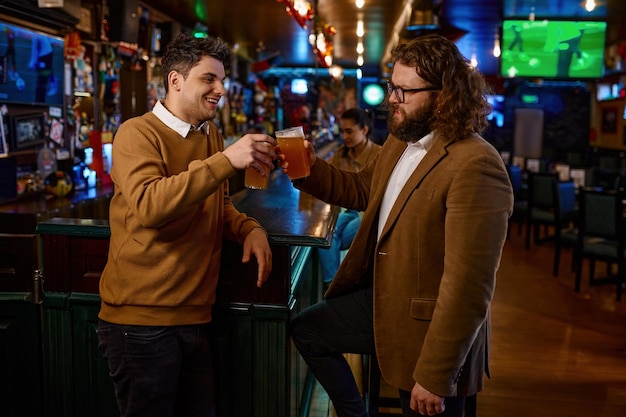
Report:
366,355,402,416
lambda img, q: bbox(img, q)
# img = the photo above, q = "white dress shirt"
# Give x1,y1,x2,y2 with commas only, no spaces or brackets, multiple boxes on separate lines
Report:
378,132,434,240
152,100,208,138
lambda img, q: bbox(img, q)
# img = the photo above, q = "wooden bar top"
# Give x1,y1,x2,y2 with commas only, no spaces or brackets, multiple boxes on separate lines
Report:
0,184,114,233
231,170,339,247
35,217,111,238
0,184,114,215
34,171,339,248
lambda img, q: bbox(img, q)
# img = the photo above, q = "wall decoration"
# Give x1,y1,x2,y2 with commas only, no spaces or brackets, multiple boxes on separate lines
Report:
10,112,46,150
277,0,314,28
601,107,618,133
76,7,93,35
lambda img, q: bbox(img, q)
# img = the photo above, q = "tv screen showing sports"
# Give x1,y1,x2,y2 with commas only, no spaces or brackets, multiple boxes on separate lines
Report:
503,0,607,19
500,20,607,80
0,21,64,106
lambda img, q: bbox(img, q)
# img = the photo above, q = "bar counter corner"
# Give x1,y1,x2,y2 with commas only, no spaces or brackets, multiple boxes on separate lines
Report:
33,170,339,417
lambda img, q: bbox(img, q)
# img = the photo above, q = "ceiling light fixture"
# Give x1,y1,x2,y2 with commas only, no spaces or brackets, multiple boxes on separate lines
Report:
493,36,501,58
470,54,478,68
584,0,596,12
356,20,364,37
329,64,344,80
355,4,365,69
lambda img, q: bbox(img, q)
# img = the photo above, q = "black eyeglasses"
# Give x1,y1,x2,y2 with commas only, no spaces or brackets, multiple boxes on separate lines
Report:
386,81,440,103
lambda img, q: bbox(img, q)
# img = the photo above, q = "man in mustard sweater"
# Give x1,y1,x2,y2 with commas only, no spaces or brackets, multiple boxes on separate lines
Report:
97,33,276,417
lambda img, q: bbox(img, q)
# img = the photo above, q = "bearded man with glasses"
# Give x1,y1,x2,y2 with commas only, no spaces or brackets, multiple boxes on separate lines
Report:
280,34,513,417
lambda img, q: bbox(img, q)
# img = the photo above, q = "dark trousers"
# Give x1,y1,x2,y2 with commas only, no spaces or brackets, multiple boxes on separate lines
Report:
97,320,215,417
290,287,465,417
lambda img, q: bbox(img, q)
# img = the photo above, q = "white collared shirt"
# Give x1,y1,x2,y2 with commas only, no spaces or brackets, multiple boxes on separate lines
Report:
377,132,435,240
152,100,208,138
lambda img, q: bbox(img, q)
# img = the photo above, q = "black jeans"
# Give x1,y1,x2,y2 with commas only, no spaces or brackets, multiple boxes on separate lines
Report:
291,287,375,417
291,287,465,417
97,320,215,417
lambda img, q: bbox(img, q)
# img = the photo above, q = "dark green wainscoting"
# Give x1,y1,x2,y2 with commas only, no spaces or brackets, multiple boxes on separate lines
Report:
0,293,43,417
41,292,117,417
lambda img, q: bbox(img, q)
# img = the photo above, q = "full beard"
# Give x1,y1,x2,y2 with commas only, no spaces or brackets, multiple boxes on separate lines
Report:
387,102,435,142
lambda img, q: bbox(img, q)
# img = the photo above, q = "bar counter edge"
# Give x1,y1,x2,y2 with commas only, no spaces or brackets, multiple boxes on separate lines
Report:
0,175,338,417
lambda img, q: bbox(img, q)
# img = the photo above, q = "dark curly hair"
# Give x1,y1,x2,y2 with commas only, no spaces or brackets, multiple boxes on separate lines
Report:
160,33,232,93
340,108,375,140
339,107,376,157
391,34,492,141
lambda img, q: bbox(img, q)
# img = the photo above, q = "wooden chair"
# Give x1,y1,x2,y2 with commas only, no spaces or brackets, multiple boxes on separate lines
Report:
574,188,626,301
366,355,401,416
525,172,578,276
588,167,626,193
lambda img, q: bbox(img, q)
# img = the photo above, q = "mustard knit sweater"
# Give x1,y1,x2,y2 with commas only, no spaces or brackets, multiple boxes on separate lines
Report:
99,112,261,326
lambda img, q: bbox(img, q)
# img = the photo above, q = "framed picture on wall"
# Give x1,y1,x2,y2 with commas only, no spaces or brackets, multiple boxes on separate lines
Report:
10,112,46,151
76,6,94,35
601,107,618,133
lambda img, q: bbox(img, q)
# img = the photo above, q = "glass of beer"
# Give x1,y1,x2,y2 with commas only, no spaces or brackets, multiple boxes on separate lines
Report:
244,165,270,190
276,126,310,180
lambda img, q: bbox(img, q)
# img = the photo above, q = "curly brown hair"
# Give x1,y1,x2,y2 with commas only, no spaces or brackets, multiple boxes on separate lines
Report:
160,33,232,93
391,34,492,141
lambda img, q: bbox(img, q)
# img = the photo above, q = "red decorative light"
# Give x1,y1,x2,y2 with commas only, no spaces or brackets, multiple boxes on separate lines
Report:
277,0,314,29
312,16,335,68
277,0,335,67
315,48,330,68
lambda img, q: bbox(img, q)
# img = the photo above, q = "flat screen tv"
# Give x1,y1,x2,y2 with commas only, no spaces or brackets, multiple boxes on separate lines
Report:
503,0,607,19
500,20,607,80
0,21,64,106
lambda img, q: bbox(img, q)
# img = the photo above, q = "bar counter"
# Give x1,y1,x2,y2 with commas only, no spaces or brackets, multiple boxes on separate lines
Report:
23,170,339,417
0,183,114,234
232,169,338,247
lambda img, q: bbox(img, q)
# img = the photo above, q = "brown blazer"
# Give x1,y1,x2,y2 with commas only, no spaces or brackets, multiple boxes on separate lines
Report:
296,133,513,397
